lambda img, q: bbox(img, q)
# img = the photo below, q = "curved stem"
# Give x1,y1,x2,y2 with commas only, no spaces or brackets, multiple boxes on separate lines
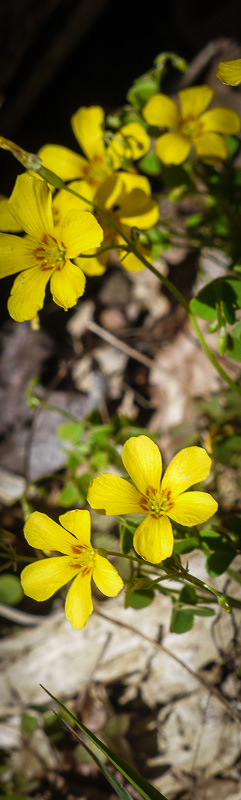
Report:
37,165,241,395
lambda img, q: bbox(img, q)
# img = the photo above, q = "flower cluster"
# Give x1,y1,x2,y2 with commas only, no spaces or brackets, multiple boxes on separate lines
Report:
21,436,217,628
1,82,240,320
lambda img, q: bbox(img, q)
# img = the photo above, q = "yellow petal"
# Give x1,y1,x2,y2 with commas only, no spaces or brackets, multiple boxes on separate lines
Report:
60,209,103,258
24,511,77,554
194,132,228,161
119,172,152,196
21,556,76,600
65,571,93,628
143,94,180,128
0,196,22,232
87,473,142,515
50,260,86,310
59,509,91,546
95,174,127,211
120,192,159,229
75,249,108,276
8,174,54,240
39,144,88,182
71,106,106,162
53,181,93,227
178,85,213,119
169,491,218,526
0,234,35,278
134,514,174,563
111,122,150,161
155,132,191,164
8,265,50,321
122,435,162,495
93,554,124,596
201,108,240,134
217,59,241,86
161,446,212,497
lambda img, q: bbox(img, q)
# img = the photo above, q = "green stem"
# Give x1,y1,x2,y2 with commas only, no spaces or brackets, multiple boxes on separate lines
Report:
106,550,241,610
37,165,241,395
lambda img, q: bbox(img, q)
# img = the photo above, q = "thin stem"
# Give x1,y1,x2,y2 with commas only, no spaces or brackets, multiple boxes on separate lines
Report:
77,244,129,258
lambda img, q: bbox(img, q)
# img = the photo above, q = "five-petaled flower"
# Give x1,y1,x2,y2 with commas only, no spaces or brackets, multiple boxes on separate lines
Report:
21,509,123,629
39,106,150,200
143,85,240,165
0,173,103,321
87,435,218,564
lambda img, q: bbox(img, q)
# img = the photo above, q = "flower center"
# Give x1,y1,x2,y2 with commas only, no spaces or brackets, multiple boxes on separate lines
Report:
82,155,110,187
179,115,204,139
34,233,67,271
70,543,96,574
139,486,174,518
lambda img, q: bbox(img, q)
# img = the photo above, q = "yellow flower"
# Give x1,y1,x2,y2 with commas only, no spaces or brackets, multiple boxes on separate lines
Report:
87,435,218,564
21,509,123,629
39,106,150,199
73,172,159,276
217,59,241,86
0,173,103,321
143,85,240,165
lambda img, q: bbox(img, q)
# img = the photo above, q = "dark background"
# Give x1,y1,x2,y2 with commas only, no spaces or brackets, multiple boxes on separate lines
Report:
1,0,241,192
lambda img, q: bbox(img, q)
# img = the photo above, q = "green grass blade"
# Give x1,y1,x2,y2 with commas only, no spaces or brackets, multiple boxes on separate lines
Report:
59,714,134,800
41,686,169,800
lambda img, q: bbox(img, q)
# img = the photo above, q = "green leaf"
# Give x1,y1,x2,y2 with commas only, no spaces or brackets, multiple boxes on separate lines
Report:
190,283,218,321
190,277,241,322
174,537,198,554
0,574,23,605
171,607,194,633
191,606,215,617
59,483,78,507
139,152,161,174
41,687,168,800
179,585,197,604
206,547,236,576
125,589,155,609
58,422,84,443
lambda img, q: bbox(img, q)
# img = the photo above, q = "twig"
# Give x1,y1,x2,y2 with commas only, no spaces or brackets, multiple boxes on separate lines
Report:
88,320,169,374
0,603,47,625
95,610,241,726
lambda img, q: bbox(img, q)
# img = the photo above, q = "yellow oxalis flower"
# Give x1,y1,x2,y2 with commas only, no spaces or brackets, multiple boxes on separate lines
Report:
21,509,123,629
143,85,240,164
0,173,103,321
39,106,150,200
217,59,241,86
87,435,218,564
73,172,159,276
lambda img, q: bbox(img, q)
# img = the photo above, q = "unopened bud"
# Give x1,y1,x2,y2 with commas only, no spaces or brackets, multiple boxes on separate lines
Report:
0,136,42,170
